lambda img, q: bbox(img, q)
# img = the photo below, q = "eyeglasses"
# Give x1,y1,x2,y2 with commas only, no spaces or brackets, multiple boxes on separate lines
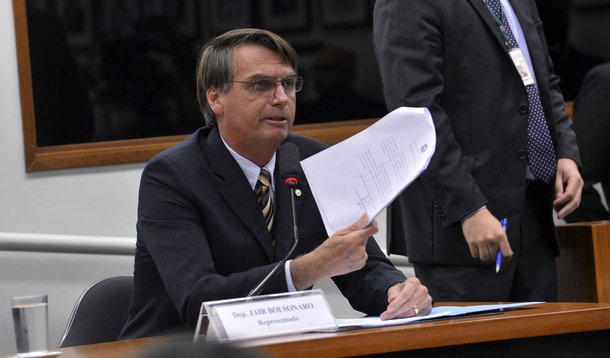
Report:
229,76,304,94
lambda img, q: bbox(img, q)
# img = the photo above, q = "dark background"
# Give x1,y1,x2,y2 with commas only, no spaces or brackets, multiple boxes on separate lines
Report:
25,0,606,146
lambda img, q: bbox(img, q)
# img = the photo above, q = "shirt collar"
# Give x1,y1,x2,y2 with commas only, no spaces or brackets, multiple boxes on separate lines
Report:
220,136,276,191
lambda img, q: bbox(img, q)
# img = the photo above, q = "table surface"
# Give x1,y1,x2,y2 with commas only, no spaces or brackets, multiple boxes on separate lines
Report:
8,302,610,358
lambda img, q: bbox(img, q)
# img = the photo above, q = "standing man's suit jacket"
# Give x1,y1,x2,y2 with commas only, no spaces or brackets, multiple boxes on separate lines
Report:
374,0,580,265
120,126,405,339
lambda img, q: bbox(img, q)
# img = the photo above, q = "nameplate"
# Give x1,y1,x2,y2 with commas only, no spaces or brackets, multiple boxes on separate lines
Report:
195,290,336,342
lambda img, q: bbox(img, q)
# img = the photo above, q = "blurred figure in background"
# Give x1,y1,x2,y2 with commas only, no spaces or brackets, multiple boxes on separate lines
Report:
565,63,610,222
536,0,610,100
27,6,94,146
137,340,266,358
296,47,386,124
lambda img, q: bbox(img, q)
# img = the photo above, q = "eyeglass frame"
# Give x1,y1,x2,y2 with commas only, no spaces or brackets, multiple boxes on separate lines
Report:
228,76,304,94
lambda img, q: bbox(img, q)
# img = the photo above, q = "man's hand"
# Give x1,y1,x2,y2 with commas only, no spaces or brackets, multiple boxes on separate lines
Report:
290,213,378,290
554,158,583,219
461,208,513,261
380,278,432,320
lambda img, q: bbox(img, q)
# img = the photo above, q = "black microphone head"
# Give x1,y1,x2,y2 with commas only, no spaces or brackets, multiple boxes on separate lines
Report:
278,142,301,189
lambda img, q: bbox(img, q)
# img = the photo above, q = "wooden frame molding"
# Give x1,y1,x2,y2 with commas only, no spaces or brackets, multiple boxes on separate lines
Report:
556,221,610,303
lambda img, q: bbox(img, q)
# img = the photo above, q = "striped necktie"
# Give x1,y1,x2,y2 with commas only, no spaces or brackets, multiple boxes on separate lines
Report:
484,0,557,183
255,167,274,233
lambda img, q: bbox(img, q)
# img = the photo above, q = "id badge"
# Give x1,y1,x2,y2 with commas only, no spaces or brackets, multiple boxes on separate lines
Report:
508,48,535,86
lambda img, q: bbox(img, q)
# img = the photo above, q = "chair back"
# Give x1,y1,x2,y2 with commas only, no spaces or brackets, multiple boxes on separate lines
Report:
59,276,133,347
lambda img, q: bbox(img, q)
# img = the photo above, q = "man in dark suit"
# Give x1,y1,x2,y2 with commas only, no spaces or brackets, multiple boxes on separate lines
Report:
565,63,610,222
120,28,432,339
373,0,583,302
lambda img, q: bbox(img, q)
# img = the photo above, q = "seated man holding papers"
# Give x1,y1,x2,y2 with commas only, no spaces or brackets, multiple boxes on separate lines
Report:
119,28,432,339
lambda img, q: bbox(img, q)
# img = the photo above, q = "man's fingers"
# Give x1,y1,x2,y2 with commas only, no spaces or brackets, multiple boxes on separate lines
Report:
361,219,379,238
381,279,432,320
469,245,480,259
556,199,579,219
335,213,369,235
554,172,564,199
498,235,513,259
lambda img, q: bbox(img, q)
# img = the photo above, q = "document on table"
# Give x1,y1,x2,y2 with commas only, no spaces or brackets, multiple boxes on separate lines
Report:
334,302,544,329
300,107,436,236
334,310,453,329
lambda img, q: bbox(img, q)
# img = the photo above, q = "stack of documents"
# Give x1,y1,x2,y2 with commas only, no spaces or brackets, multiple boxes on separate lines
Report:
334,302,544,329
301,107,436,235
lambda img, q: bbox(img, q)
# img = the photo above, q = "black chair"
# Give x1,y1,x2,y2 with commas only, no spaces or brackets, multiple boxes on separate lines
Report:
59,276,133,347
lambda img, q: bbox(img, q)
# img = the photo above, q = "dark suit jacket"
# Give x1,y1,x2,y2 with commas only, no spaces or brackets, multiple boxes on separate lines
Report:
373,0,580,265
119,126,406,339
565,63,610,222
568,0,610,61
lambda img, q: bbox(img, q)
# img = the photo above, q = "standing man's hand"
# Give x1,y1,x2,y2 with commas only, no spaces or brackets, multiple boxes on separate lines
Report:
554,158,583,219
461,208,513,261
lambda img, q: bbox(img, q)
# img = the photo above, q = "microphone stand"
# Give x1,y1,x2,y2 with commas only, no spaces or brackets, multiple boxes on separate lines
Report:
248,181,299,297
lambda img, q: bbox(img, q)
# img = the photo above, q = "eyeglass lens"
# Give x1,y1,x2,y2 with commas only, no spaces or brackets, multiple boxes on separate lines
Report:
255,77,303,93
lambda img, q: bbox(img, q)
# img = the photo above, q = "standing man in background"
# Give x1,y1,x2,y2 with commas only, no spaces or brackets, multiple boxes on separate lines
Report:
374,0,583,302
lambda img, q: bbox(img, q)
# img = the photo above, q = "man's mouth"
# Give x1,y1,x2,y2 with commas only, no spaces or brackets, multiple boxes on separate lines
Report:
264,116,288,122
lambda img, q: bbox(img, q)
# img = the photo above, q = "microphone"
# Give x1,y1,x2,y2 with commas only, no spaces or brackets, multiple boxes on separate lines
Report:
248,143,301,297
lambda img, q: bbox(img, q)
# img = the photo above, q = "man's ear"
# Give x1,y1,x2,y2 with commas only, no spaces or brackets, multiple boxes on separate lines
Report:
207,86,224,117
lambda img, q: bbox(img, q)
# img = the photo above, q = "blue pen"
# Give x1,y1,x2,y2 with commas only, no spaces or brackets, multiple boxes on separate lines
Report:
496,218,508,273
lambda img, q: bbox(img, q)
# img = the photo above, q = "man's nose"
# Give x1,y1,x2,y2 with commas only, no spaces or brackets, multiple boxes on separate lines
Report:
271,82,290,103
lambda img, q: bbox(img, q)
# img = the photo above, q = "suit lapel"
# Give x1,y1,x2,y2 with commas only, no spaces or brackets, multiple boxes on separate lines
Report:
470,0,541,62
508,0,535,37
468,0,509,51
208,128,274,261
470,1,549,93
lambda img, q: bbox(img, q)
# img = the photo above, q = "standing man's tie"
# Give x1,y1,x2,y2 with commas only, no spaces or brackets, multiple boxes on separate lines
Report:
484,0,557,183
256,167,274,233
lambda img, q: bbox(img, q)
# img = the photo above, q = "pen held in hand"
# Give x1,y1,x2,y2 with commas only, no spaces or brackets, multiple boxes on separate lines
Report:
496,218,508,273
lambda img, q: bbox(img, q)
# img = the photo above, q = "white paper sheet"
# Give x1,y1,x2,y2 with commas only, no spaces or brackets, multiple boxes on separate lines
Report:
334,301,544,329
300,107,436,236
334,310,453,329
429,301,544,317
